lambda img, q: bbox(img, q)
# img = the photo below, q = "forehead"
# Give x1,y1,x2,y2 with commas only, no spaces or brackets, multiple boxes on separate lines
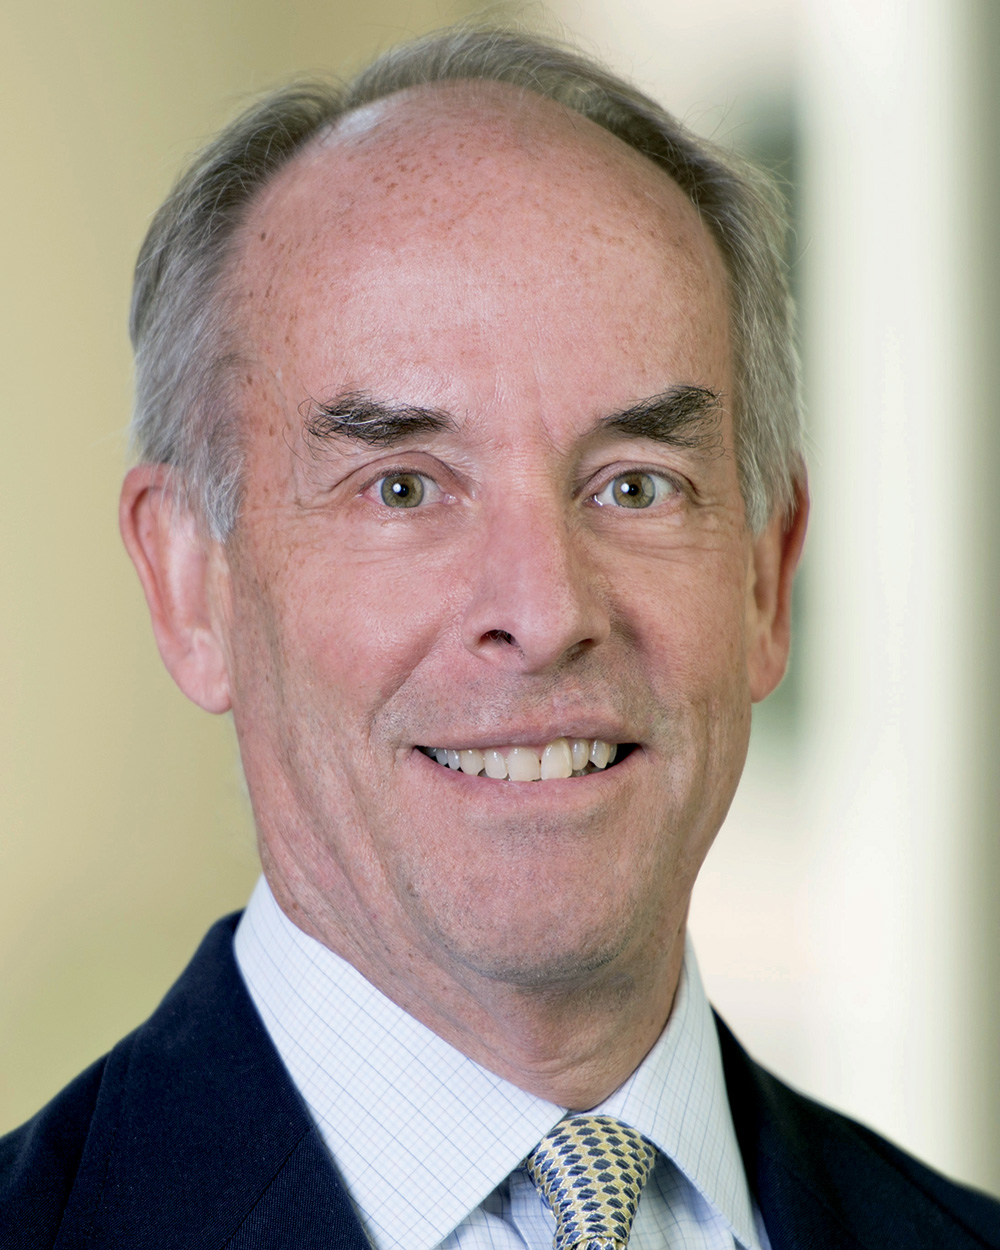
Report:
234,80,731,418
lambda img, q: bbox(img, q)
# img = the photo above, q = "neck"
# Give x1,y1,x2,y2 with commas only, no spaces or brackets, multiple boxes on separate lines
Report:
266,861,689,1109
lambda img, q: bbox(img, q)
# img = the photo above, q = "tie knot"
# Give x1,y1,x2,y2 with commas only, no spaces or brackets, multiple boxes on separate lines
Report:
525,1114,657,1250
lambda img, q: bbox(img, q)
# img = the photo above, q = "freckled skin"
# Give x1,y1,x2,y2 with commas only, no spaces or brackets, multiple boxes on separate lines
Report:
134,81,804,1107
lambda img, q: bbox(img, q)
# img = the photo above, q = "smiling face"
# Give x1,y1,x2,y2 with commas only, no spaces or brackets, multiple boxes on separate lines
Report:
203,83,791,1010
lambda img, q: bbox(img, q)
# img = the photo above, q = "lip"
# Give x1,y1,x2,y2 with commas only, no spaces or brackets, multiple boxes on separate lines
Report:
411,725,634,754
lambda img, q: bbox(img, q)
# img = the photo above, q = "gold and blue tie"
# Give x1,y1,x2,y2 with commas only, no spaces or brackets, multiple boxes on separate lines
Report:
525,1114,657,1249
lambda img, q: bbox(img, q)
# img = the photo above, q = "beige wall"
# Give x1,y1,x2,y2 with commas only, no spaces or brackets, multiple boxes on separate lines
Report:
0,0,478,1136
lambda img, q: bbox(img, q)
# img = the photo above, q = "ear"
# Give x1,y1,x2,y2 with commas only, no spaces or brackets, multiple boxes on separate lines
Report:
745,476,809,703
119,464,233,713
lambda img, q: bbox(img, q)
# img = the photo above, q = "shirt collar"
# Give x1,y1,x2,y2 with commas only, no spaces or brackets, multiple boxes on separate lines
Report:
235,876,757,1250
594,945,760,1250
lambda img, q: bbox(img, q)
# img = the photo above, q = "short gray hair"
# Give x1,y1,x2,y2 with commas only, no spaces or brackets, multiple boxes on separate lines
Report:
130,26,804,538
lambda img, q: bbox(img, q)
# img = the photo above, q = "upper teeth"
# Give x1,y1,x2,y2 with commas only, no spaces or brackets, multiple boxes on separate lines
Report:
423,737,618,781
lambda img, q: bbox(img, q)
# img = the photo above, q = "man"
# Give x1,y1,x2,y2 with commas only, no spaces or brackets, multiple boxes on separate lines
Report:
2,25,998,1250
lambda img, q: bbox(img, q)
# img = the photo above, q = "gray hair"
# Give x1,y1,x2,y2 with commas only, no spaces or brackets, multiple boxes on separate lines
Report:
130,26,804,538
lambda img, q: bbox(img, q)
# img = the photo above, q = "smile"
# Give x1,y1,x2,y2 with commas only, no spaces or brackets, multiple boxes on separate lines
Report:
418,737,631,781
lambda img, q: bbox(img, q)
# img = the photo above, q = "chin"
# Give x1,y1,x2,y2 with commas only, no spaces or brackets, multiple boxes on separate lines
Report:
424,902,643,993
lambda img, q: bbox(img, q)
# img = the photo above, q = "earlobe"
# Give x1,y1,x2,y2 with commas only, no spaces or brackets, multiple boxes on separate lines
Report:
746,477,809,703
119,464,233,714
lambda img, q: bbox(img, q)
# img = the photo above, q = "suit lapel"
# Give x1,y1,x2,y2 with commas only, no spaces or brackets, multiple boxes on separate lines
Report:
57,915,370,1250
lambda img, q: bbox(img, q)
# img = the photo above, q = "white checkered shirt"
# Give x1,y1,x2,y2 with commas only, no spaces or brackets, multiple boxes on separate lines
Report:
234,877,771,1250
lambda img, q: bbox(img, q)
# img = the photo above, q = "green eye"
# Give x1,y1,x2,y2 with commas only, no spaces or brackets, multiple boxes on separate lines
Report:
593,471,675,509
610,473,654,508
379,473,425,507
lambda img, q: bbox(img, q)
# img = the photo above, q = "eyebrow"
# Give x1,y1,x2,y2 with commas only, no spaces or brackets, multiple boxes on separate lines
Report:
301,383,724,452
596,385,724,452
302,391,455,447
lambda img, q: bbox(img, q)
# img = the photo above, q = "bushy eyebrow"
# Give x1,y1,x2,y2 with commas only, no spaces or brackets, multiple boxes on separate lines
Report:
300,383,723,452
597,385,724,451
301,391,456,446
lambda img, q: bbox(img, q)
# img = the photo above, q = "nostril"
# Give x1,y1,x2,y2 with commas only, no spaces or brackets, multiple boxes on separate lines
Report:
484,629,516,645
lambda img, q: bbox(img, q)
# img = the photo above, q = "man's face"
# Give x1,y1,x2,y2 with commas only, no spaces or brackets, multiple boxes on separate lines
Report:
216,85,780,998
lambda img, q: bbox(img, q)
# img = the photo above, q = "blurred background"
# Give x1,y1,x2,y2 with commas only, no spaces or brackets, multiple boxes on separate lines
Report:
2,0,998,1197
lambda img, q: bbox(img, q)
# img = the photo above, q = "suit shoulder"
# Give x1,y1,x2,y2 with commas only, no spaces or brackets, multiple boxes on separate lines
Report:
0,1051,113,1249
847,1112,1000,1240
0,916,243,1249
765,1061,999,1241
716,1013,1000,1248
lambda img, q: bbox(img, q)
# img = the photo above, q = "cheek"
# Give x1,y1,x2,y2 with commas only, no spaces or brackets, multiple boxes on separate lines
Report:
631,554,752,696
633,553,753,815
241,531,465,725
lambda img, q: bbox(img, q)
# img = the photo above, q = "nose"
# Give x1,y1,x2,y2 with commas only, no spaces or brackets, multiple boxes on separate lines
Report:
460,492,611,673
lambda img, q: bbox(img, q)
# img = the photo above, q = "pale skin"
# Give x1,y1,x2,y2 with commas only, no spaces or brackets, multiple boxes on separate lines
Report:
121,82,807,1110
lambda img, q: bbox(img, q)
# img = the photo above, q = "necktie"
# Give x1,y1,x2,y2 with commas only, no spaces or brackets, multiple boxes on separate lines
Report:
525,1114,657,1249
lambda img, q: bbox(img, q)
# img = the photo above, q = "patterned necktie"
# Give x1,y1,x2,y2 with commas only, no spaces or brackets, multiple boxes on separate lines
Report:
524,1114,657,1250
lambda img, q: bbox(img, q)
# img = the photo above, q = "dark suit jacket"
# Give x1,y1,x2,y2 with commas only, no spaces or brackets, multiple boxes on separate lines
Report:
3,915,999,1249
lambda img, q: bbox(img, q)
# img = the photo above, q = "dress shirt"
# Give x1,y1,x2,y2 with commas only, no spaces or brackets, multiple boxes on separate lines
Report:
235,876,770,1250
